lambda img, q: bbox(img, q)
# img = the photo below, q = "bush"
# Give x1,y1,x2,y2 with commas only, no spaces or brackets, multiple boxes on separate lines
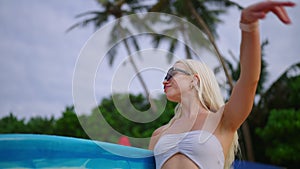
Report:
256,109,300,168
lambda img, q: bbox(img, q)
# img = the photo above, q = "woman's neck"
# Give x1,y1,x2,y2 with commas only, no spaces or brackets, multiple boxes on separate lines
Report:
180,97,205,118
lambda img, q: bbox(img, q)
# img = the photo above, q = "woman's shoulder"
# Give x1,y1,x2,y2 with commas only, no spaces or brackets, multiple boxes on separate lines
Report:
152,125,167,137
148,125,168,150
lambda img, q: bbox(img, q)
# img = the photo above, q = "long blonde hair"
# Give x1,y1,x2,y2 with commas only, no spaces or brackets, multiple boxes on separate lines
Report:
165,59,239,169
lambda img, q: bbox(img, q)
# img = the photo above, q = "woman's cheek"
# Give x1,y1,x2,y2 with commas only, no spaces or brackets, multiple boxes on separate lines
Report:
165,87,181,102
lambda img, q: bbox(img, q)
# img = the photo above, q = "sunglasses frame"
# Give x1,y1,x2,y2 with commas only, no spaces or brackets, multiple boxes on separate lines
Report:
164,67,191,81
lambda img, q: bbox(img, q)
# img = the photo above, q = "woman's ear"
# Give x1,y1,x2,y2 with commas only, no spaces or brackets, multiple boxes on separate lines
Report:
192,74,200,86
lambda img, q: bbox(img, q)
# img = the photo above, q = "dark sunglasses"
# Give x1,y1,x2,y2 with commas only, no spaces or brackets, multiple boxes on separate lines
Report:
164,67,191,81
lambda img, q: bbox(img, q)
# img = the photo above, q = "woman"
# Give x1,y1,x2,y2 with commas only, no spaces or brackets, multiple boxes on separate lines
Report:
148,1,295,169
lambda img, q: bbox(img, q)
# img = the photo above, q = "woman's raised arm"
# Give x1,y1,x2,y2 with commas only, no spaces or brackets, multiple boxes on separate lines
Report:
223,1,295,131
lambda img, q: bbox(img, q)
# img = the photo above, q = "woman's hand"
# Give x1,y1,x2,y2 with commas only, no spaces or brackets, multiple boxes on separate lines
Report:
241,1,295,24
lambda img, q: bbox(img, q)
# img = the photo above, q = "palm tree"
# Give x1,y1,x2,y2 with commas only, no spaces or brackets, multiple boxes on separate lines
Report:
150,0,242,88
67,0,156,110
251,61,300,126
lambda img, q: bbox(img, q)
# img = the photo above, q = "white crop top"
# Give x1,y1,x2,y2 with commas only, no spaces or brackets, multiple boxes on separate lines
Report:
153,130,224,169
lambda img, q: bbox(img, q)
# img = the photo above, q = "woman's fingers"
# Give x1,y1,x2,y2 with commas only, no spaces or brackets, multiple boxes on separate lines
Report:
268,1,295,24
271,6,291,24
242,1,295,24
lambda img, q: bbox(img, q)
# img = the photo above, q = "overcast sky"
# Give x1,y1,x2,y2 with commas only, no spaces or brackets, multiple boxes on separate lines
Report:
0,0,299,120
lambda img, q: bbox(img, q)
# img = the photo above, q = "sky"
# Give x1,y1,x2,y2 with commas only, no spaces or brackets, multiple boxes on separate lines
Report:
0,0,299,120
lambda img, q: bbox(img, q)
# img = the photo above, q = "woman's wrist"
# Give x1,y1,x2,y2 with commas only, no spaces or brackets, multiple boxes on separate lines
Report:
239,21,259,32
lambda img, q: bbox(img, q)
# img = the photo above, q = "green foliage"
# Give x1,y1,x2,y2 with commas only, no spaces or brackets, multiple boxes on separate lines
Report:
287,74,300,108
26,116,55,134
0,106,88,139
256,109,300,167
0,93,176,149
249,63,300,167
0,113,27,133
54,106,88,139
94,93,176,144
251,63,300,127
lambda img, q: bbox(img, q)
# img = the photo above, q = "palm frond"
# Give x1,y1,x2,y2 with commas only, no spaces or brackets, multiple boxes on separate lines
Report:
66,11,108,32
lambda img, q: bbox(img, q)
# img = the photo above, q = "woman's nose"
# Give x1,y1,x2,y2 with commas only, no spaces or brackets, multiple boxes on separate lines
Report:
163,79,168,85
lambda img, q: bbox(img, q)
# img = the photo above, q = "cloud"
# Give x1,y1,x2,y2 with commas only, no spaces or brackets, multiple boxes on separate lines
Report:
0,0,97,119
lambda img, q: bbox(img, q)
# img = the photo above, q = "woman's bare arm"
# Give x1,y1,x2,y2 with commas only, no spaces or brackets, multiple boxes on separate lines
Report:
223,1,295,131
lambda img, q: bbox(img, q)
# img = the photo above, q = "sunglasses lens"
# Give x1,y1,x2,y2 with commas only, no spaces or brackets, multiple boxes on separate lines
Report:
164,74,171,81
164,67,191,81
164,68,173,81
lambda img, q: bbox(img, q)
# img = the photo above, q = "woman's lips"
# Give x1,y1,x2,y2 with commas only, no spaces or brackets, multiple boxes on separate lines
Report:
164,85,171,92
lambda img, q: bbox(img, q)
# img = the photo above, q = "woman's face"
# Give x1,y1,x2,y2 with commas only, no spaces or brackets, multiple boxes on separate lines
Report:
163,62,192,102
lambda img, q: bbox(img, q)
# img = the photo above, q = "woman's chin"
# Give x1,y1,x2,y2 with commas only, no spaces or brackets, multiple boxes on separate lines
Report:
165,93,180,103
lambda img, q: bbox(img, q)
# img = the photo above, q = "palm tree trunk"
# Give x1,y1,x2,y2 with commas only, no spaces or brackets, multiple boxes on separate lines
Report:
186,0,233,89
117,21,157,113
186,0,254,161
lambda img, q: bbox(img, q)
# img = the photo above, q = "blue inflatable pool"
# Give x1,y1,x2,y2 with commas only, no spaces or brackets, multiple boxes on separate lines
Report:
0,134,285,169
0,134,155,169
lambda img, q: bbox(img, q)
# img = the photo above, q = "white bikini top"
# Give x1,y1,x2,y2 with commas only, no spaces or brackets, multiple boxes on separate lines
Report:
153,130,224,169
